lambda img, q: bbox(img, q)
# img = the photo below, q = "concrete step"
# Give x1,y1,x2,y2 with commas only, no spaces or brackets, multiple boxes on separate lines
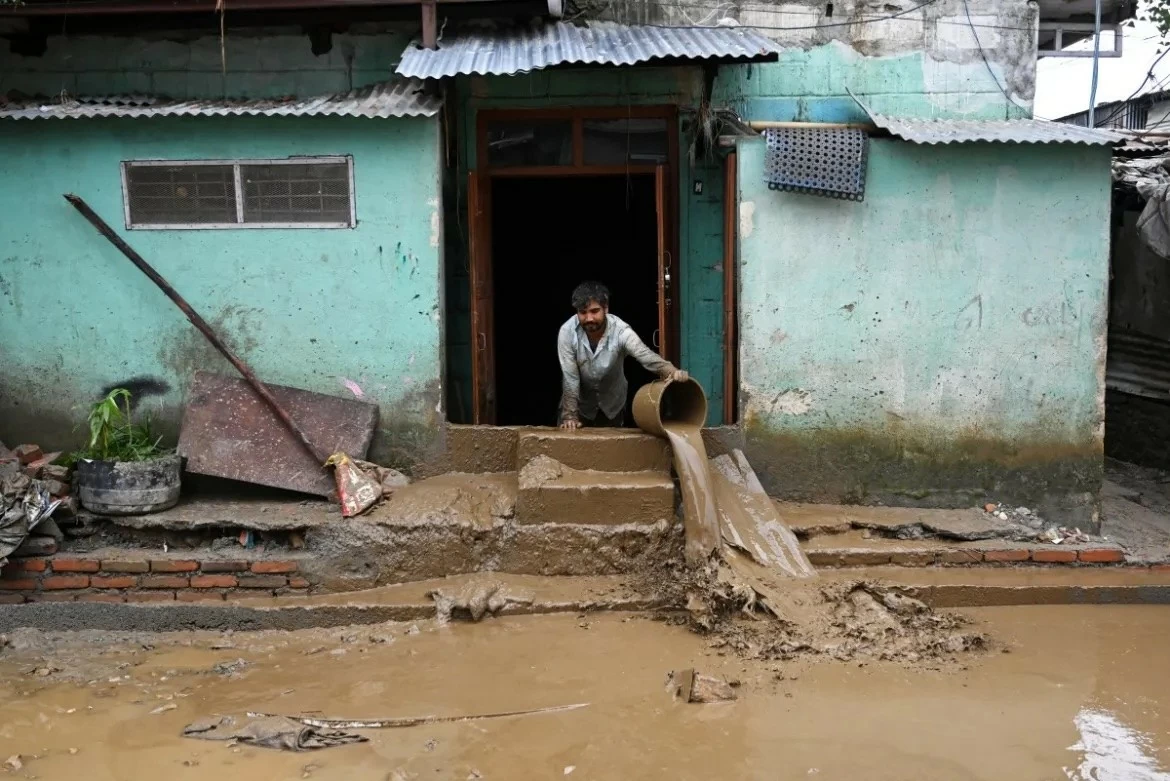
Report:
0,574,665,632
801,530,1129,567
516,428,672,473
516,457,675,526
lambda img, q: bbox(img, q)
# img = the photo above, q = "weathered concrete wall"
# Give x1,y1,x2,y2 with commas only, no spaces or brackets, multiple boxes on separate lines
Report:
0,28,407,99
604,0,1036,120
0,115,444,469
736,137,1111,525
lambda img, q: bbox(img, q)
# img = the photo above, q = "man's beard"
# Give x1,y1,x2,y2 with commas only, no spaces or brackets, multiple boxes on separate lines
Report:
583,321,603,332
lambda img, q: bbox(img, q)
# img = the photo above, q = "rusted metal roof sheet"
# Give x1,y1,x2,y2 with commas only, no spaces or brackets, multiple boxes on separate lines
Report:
395,21,781,79
864,110,1126,146
1108,329,1170,401
0,80,440,120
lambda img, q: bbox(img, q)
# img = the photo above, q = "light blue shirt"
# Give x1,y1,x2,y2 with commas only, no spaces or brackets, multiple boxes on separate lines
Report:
557,313,674,421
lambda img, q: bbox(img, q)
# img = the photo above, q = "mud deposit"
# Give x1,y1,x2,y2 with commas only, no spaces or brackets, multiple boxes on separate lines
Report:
2,608,1169,779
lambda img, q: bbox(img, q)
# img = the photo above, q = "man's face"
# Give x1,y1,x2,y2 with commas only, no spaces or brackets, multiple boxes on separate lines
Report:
577,299,607,333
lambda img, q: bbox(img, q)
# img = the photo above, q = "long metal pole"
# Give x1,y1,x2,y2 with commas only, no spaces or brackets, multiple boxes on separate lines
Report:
1089,0,1103,127
63,193,329,465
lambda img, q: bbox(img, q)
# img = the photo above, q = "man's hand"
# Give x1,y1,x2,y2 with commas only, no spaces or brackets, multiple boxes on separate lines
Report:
560,417,581,431
668,369,690,383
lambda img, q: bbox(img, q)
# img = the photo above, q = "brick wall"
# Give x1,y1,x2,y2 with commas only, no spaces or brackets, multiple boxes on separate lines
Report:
0,550,310,604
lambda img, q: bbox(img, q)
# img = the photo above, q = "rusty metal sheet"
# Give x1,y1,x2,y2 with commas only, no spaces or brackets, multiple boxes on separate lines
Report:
179,371,378,497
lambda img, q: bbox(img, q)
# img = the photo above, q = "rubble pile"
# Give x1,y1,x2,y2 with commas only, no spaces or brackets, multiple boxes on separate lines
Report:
982,502,1093,545
0,441,77,567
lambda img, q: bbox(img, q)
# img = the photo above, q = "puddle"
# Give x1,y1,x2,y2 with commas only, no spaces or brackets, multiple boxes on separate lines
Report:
1,606,1168,780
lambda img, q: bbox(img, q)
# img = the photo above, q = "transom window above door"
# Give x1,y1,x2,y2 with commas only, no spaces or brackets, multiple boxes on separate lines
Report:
479,108,674,173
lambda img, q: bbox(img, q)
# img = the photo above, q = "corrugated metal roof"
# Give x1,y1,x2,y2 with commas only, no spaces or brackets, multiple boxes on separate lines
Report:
395,21,781,79
864,110,1126,146
1108,329,1170,400
0,80,440,120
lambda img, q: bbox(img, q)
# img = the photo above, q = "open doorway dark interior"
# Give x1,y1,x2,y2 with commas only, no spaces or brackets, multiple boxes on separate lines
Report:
492,174,659,426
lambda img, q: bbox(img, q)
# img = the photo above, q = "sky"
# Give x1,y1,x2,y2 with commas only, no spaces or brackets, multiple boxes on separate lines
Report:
1034,16,1170,121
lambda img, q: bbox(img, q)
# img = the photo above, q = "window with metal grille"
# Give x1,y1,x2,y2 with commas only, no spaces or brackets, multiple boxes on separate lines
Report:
121,157,355,229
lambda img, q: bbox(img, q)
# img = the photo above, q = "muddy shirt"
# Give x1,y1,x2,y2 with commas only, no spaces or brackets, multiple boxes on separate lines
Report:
558,313,675,422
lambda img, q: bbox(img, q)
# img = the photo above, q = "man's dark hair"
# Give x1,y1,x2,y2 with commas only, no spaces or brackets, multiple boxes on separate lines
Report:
571,281,610,311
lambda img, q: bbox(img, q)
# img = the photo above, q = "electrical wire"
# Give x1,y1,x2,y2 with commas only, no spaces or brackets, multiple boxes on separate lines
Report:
642,0,1040,32
1082,45,1170,127
627,0,943,31
959,0,1018,115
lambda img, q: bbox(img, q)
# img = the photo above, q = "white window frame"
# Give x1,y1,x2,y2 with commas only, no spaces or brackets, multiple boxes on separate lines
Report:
120,156,357,230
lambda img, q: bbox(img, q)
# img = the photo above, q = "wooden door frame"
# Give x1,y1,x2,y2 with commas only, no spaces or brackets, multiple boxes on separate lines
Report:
468,105,681,424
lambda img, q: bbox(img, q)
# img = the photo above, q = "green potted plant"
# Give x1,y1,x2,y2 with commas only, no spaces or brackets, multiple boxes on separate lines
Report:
71,388,181,515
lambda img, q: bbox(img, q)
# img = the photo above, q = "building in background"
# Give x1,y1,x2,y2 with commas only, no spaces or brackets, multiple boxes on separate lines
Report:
0,0,1126,525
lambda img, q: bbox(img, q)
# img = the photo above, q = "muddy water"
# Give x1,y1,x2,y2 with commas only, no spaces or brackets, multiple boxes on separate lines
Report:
663,424,720,560
661,422,813,579
2,606,1170,780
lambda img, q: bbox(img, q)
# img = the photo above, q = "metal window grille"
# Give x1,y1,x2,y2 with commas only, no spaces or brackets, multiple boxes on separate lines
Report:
122,157,355,229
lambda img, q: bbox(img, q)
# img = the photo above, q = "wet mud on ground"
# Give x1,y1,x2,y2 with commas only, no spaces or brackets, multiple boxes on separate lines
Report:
2,606,1169,780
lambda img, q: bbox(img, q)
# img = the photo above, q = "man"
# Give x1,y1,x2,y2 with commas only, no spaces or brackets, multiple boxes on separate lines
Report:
558,281,688,430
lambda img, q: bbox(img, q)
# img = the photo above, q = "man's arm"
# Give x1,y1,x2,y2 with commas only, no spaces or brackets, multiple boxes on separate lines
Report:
558,329,582,428
621,328,688,381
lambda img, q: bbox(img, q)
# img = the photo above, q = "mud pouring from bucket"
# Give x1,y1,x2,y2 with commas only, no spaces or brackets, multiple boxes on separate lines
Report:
633,378,814,579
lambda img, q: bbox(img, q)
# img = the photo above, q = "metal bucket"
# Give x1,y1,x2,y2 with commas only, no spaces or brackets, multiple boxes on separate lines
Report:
632,378,709,437
76,453,182,515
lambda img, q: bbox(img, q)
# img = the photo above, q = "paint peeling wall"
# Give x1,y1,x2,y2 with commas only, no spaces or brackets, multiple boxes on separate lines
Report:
0,115,444,469
736,137,1111,525
603,0,1037,120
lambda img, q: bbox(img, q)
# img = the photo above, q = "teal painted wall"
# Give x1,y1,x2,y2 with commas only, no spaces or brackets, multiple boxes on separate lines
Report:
446,67,732,424
0,115,444,469
716,42,1030,123
0,31,408,99
735,138,1111,523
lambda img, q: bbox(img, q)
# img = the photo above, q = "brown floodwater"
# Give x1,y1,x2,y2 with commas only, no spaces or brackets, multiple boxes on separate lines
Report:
1,605,1168,780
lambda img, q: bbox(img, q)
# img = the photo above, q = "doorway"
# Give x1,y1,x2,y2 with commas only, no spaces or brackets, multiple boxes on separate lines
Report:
465,106,680,425
491,175,660,426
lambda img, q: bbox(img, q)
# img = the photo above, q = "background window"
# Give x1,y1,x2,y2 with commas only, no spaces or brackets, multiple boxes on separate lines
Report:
122,157,355,229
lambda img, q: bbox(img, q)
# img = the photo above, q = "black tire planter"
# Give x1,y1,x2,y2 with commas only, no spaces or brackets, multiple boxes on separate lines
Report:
76,453,181,515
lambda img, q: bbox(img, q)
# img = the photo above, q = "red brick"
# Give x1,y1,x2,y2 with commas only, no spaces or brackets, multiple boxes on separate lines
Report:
43,575,90,590
840,551,892,566
1079,548,1125,563
151,560,198,573
77,593,125,604
1031,549,1077,563
237,575,287,588
288,577,310,589
0,578,38,591
27,592,78,603
200,561,248,573
251,561,298,574
889,551,936,567
141,576,189,589
51,558,100,573
91,575,137,589
191,575,237,589
0,593,26,604
177,590,226,602
938,550,984,564
126,591,175,603
13,444,43,465
6,558,48,573
983,549,1030,562
101,560,150,573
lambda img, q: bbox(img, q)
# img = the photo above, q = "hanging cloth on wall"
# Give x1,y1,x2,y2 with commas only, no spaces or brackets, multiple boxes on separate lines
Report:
763,127,868,201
